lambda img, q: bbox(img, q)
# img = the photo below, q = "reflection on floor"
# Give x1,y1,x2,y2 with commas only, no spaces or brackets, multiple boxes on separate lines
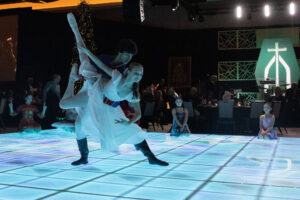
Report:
0,129,300,200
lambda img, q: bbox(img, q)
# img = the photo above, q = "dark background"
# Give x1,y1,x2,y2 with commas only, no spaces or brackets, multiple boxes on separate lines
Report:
1,8,300,93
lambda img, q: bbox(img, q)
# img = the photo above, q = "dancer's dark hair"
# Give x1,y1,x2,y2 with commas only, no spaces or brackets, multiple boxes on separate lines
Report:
116,39,138,55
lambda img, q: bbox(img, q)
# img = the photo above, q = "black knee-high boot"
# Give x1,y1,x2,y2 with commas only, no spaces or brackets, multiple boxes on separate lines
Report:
71,138,89,166
135,140,169,166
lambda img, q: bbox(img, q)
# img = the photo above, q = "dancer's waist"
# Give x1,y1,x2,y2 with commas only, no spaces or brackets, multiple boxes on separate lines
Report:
103,96,120,108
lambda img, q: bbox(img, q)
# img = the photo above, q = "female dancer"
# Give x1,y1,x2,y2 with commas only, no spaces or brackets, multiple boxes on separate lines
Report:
60,13,168,166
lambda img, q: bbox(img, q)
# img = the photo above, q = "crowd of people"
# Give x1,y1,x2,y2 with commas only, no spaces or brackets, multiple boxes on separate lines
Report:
1,64,299,139
0,73,62,132
140,77,300,138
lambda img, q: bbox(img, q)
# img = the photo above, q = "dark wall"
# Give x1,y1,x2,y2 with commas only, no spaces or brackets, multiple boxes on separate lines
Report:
6,10,218,91
17,10,73,89
7,9,299,93
93,20,218,88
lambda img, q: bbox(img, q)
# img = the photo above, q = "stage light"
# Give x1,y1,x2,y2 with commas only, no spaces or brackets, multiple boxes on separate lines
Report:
289,2,296,16
236,5,242,18
264,4,270,17
123,0,145,23
171,0,179,11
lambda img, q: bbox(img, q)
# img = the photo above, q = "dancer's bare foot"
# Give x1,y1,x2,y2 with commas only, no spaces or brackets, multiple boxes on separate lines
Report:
67,12,86,49
67,13,78,31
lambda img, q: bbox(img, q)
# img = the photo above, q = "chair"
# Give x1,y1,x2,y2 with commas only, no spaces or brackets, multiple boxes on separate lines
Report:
272,101,288,136
248,100,265,134
143,101,156,131
250,100,265,119
183,101,198,131
183,101,194,118
216,100,235,133
0,98,7,130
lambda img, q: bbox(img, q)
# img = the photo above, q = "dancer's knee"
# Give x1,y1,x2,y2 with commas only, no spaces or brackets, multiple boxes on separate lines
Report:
60,99,71,109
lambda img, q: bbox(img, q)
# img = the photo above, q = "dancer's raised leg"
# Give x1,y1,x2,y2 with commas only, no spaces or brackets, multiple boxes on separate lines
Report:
60,63,88,109
67,13,90,67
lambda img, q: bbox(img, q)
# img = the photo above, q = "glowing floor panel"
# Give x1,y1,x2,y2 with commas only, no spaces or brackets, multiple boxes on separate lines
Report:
0,130,300,200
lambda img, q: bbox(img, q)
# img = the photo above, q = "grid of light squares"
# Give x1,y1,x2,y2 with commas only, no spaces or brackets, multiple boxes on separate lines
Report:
0,130,300,200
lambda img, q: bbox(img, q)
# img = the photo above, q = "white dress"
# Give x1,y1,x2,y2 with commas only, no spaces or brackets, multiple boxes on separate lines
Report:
80,68,146,152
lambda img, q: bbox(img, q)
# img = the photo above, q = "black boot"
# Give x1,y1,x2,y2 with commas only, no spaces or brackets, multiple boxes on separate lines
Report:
135,140,169,166
71,138,89,166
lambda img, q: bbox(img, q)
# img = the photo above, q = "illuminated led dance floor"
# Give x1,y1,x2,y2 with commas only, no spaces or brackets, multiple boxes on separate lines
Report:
0,130,300,200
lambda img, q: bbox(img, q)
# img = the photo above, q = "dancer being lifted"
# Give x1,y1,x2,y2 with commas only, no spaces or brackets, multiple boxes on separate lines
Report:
60,13,168,166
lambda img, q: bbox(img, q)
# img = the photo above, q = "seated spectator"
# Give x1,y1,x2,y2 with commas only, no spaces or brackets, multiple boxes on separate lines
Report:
33,80,44,105
222,90,233,102
142,84,155,102
272,87,285,102
154,89,165,125
24,77,38,96
184,87,202,116
155,78,166,91
285,83,300,125
171,98,191,137
257,102,277,139
190,87,202,105
206,74,219,100
9,94,47,132
166,87,179,110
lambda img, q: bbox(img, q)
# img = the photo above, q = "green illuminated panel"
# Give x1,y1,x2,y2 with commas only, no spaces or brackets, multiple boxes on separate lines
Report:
255,38,300,89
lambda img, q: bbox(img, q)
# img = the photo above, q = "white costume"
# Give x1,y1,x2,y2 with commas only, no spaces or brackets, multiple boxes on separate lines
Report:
80,68,146,151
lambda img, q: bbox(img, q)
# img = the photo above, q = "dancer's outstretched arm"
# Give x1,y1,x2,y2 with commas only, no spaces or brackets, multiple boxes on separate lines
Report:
60,64,88,109
78,45,113,77
128,102,142,124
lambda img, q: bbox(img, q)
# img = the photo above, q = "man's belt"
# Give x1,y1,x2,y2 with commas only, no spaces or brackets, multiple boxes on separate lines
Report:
103,97,120,108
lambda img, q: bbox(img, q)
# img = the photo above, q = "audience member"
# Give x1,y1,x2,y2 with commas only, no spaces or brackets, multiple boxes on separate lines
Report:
9,94,47,132
171,98,190,136
257,102,277,139
155,78,166,91
153,89,165,126
206,74,219,100
42,74,61,129
285,83,300,125
166,87,179,110
272,87,285,102
222,90,233,102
